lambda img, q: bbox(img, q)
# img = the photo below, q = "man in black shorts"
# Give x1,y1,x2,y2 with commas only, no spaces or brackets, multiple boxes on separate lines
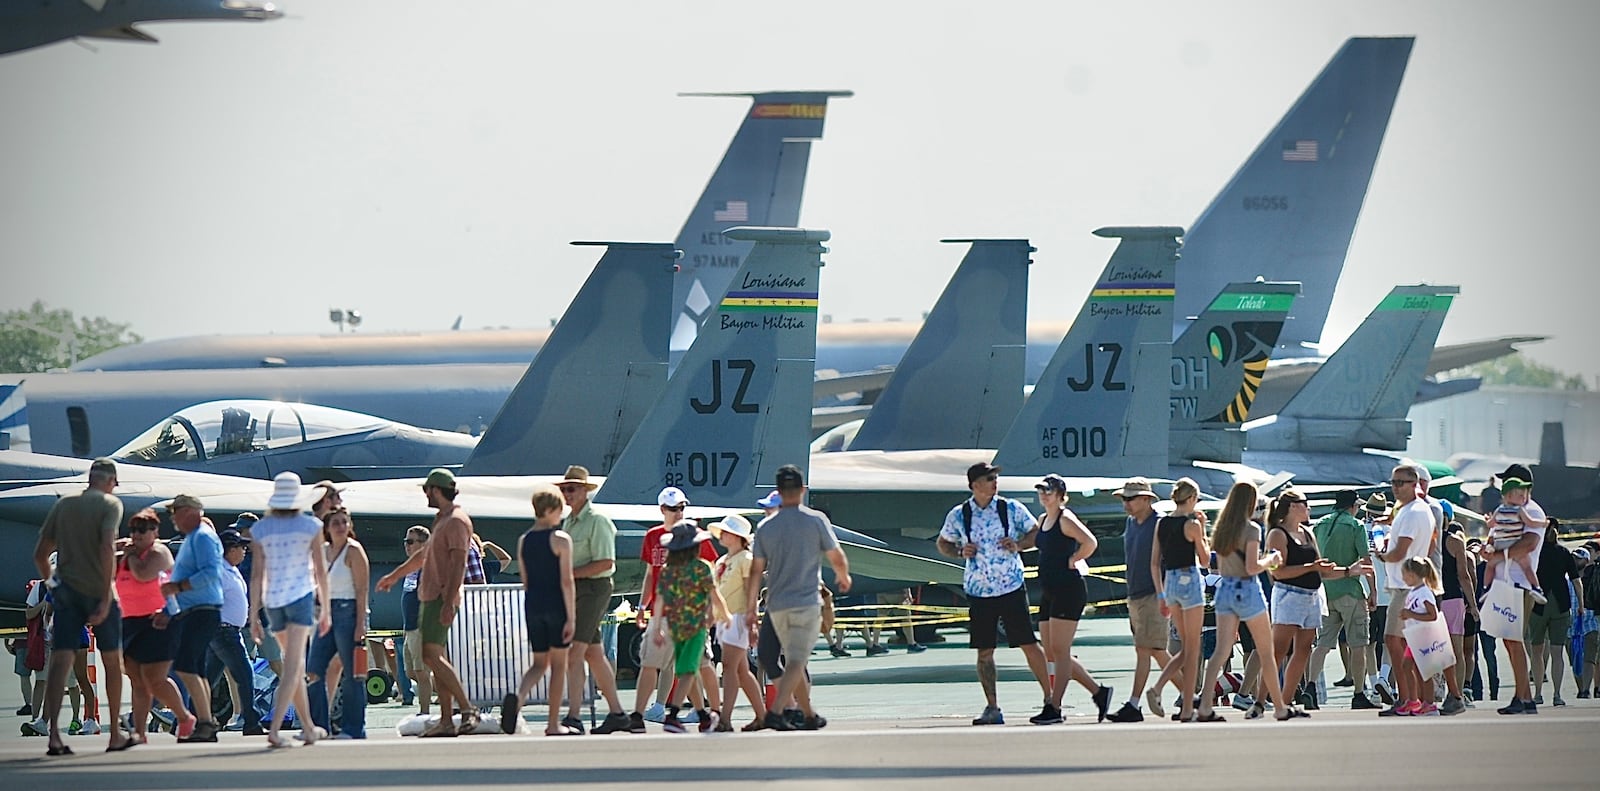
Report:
937,463,1051,725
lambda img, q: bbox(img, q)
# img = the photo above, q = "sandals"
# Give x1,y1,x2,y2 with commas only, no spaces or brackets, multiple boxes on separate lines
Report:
420,720,458,738
266,732,295,749
741,719,767,732
46,744,74,756
458,709,482,733
544,726,581,736
1193,711,1226,723
296,726,329,744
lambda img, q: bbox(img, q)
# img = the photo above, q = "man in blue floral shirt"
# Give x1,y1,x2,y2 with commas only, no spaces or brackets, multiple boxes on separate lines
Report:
938,462,1051,725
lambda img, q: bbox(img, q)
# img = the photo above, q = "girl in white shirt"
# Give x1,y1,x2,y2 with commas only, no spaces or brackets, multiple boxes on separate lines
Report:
1399,557,1443,716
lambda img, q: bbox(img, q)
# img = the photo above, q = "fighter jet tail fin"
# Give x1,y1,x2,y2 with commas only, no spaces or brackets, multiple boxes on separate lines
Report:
670,91,851,355
847,239,1033,452
0,382,28,452
1251,284,1458,453
598,228,829,508
1177,36,1413,357
991,227,1182,477
1169,280,1301,464
460,242,679,477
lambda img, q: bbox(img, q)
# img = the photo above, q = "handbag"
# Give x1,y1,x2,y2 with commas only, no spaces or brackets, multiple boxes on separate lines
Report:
24,613,46,672
1402,614,1455,679
1479,575,1525,642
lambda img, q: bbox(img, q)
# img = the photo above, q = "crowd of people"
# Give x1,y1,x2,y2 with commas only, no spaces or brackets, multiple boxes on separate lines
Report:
11,455,1597,754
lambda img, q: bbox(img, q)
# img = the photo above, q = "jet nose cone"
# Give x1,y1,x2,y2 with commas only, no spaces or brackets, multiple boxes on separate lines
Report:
223,1,285,19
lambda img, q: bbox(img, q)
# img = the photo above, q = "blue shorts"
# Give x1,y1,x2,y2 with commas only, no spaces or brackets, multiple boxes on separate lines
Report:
266,592,316,632
1163,568,1204,610
1213,576,1268,621
1271,584,1324,630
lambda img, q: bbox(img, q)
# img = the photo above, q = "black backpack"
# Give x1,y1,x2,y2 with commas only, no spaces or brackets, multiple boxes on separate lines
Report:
961,496,1010,544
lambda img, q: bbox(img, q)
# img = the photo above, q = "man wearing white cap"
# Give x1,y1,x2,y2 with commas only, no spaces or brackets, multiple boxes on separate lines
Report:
630,487,720,731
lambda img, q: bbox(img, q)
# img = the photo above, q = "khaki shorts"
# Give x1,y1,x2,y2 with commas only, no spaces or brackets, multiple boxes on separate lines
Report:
1525,609,1572,646
639,618,675,670
1316,594,1372,649
1126,594,1168,650
770,606,823,678
1384,594,1407,638
403,629,427,676
572,578,613,645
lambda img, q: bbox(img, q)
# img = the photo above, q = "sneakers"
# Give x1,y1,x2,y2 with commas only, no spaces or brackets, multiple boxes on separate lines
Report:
152,708,178,733
560,715,586,735
68,719,82,736
865,644,890,656
626,712,647,734
499,694,522,734
593,711,631,735
761,711,796,732
829,645,851,658
1231,694,1256,712
22,718,46,736
1029,702,1064,725
798,713,828,730
907,643,928,653
1553,695,1567,707
1301,683,1320,711
174,716,195,739
1093,685,1114,723
972,705,1005,726
1378,704,1407,717
1523,700,1539,715
15,704,32,717
1534,693,1545,705
179,720,220,743
1145,689,1165,719
1399,700,1423,716
1245,703,1265,720
1415,703,1439,716
1334,677,1355,687
642,702,667,723
661,709,686,734
1578,690,1591,699
1351,692,1380,710
1440,695,1466,716
696,710,718,734
243,719,266,736
225,715,246,732
679,709,700,724
1372,680,1396,705
1529,587,1548,605
1105,702,1143,723
81,718,100,735
784,708,805,730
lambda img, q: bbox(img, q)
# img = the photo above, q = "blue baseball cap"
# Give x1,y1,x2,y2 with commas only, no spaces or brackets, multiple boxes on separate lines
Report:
757,490,781,508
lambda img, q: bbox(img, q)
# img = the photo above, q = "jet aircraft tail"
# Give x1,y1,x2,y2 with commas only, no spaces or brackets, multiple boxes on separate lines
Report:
1177,36,1413,357
847,239,1033,452
0,382,27,452
991,227,1182,477
598,228,829,508
1169,280,1301,464
670,91,852,355
460,242,679,477
1248,284,1458,453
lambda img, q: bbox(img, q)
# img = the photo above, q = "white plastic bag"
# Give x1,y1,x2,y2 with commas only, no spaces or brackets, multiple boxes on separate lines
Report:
1479,577,1525,642
1403,615,1455,679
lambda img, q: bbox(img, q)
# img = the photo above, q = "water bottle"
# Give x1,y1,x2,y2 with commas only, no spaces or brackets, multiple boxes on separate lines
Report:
1368,520,1387,554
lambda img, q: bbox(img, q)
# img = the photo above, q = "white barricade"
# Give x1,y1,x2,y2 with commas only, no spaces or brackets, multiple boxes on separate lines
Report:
450,584,595,721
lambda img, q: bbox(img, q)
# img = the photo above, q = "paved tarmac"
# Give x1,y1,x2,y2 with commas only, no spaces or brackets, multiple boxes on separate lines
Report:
2,619,1594,788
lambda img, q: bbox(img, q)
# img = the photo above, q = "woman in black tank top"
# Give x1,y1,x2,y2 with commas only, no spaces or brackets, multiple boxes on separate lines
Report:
1030,474,1114,723
1150,478,1209,722
1261,490,1341,716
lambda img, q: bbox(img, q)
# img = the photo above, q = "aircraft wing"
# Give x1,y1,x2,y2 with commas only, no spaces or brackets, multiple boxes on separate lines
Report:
85,26,158,44
836,539,965,586
1425,337,1546,376
813,369,895,401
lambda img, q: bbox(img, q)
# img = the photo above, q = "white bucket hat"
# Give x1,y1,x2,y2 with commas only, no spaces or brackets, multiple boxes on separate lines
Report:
709,513,753,542
267,471,320,511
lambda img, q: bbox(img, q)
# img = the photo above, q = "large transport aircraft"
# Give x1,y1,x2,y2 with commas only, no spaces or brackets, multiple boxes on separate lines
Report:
0,228,962,628
6,90,850,458
0,0,280,55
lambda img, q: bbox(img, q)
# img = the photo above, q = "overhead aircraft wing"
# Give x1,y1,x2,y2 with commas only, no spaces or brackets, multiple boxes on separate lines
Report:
836,539,965,586
813,369,894,401
84,26,158,43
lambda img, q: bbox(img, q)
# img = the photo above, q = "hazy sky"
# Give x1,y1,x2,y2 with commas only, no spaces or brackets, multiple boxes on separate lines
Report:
3,1,1596,383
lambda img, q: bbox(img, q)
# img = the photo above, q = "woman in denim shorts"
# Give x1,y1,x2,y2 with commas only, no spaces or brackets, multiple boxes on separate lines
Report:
1195,482,1296,722
1151,478,1209,722
1262,490,1342,718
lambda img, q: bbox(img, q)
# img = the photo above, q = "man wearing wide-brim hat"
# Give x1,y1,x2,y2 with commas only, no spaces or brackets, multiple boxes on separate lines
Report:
1311,489,1379,709
1103,476,1167,723
553,465,631,735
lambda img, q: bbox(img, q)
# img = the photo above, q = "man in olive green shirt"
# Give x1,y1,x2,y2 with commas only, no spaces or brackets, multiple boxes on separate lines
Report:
1309,490,1377,709
557,466,631,734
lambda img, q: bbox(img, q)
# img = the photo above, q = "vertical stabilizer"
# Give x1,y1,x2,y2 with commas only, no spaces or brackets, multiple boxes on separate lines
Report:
1169,280,1301,463
848,239,1033,451
1177,37,1412,356
992,227,1182,477
0,382,26,451
669,91,852,355
461,242,678,476
1249,284,1457,453
599,228,828,507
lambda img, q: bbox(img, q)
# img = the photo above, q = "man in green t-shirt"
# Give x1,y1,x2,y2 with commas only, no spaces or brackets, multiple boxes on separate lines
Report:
556,465,631,734
1309,489,1376,709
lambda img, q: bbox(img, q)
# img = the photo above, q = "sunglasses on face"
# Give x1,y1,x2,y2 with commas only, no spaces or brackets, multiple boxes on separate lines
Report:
558,485,586,494
404,539,423,546
131,526,158,534
664,504,686,512
978,474,999,483
1390,478,1417,486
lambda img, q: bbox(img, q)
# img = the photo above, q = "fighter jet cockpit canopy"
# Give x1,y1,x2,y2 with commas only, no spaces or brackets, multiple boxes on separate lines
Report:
114,400,388,463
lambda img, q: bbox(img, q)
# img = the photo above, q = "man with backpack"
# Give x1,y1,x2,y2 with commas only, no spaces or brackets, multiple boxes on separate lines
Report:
937,462,1050,726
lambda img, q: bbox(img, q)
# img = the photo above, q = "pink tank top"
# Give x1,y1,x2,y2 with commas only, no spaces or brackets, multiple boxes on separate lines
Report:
116,546,169,618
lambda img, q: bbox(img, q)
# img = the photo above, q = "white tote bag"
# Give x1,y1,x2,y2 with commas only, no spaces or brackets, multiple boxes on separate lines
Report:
1403,615,1455,679
1479,577,1525,642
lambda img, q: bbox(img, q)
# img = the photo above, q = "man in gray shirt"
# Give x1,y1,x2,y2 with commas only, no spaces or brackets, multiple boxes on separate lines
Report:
747,465,850,731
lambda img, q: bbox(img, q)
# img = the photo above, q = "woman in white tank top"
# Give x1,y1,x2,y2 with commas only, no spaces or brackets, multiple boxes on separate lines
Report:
306,508,370,739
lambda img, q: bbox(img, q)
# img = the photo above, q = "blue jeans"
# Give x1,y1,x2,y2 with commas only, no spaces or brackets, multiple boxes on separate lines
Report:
307,600,366,738
206,624,259,723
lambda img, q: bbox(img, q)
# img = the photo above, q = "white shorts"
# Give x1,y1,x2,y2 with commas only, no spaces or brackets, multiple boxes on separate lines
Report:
716,613,750,651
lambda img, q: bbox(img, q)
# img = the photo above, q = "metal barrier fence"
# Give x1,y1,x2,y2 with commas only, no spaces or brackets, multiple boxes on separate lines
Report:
451,584,595,721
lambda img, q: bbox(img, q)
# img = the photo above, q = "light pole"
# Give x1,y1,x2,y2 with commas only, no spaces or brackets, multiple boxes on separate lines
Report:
328,308,363,333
